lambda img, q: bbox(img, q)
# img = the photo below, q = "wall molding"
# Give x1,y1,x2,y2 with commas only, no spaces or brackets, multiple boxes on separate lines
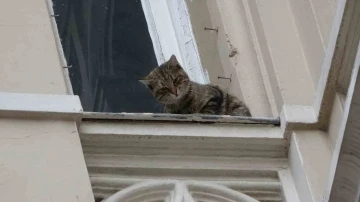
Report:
278,0,360,137
325,41,360,202
314,0,360,128
81,119,288,202
0,92,82,120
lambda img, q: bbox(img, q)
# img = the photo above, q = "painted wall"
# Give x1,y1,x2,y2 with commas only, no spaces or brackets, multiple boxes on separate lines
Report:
189,0,337,118
193,0,275,117
0,0,67,94
0,119,94,202
0,0,95,202
185,0,227,89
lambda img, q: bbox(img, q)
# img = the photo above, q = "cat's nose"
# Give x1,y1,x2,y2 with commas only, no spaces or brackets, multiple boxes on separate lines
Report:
171,88,178,96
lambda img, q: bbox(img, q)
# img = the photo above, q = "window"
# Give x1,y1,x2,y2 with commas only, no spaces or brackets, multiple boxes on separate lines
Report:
53,0,160,112
52,0,207,113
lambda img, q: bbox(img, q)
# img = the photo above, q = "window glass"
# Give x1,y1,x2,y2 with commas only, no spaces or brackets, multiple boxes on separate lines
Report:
53,0,163,113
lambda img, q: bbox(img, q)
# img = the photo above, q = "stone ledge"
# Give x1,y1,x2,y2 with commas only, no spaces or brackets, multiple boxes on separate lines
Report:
0,92,82,120
80,120,286,159
280,105,318,138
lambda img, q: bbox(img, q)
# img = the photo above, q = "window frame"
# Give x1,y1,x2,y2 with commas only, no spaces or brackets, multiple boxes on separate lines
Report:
140,0,209,84
50,0,209,96
49,0,211,114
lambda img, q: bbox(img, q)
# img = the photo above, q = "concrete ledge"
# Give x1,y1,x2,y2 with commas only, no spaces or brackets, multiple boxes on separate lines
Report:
0,92,82,120
83,112,280,125
280,105,318,138
80,120,286,158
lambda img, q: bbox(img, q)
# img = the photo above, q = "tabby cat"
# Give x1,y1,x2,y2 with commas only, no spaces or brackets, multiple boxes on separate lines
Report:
140,55,251,116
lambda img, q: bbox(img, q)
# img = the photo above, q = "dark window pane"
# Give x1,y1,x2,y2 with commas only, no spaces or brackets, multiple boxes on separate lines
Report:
53,0,163,113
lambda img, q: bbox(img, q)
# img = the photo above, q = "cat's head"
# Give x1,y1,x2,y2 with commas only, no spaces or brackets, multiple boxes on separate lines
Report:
140,55,190,104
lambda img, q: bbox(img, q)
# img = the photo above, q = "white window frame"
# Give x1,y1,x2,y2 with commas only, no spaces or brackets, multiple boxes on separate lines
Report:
141,0,209,84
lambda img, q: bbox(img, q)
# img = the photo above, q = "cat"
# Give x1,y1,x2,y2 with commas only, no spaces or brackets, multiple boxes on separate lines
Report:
140,55,251,116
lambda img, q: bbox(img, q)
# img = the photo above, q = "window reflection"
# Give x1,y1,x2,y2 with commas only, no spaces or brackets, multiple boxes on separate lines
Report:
53,0,163,113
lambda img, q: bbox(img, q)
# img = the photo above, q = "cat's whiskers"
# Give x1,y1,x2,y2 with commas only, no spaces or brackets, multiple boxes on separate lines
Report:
163,99,171,113
152,102,162,111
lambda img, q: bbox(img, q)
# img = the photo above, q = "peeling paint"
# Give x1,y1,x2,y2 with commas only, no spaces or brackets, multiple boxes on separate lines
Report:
229,48,238,58
226,34,238,58
165,0,208,84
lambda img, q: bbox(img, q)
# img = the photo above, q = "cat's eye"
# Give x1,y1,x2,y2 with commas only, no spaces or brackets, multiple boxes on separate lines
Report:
173,77,182,85
158,87,168,93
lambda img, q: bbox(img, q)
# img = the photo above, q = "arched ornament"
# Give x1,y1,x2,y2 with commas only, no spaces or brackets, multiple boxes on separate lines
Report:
102,180,259,202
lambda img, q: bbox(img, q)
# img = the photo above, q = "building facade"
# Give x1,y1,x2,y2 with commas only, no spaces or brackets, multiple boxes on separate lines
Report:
0,0,359,202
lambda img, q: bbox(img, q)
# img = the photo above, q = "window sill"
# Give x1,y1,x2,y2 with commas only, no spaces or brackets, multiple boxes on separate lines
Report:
80,112,285,158
82,112,280,126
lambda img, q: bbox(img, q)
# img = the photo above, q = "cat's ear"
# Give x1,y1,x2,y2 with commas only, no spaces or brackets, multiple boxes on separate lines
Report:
139,79,151,86
168,54,180,67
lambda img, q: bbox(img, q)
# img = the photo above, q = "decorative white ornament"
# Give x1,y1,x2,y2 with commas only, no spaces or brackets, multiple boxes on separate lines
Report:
103,180,259,202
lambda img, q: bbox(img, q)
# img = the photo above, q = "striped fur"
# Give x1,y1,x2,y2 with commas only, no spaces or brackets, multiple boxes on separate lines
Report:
140,55,251,116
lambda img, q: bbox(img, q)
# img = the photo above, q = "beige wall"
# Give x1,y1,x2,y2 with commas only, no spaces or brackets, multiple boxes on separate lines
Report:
0,0,67,94
185,0,229,89
0,119,94,202
328,93,345,149
0,0,94,202
186,0,337,118
189,0,277,117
